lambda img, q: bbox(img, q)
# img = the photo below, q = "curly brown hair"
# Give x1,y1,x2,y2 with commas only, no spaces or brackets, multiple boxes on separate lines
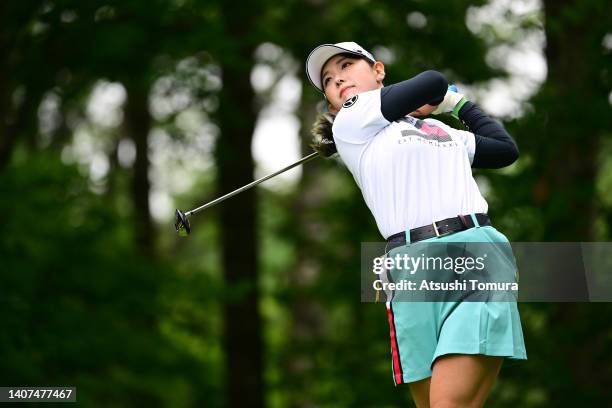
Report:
310,112,337,158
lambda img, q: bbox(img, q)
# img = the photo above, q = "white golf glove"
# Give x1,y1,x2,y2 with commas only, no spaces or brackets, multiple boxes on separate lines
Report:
432,85,468,118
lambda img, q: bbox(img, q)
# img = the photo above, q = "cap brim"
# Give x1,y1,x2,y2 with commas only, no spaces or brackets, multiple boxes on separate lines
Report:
306,44,368,92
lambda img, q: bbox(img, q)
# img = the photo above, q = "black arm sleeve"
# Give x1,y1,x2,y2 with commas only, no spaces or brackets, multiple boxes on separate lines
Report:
458,101,519,169
380,70,448,122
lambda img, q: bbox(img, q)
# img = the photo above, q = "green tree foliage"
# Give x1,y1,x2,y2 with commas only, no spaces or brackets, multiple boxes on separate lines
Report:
0,154,217,406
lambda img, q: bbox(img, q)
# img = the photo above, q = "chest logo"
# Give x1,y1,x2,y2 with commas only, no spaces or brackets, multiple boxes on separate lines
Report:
342,95,358,108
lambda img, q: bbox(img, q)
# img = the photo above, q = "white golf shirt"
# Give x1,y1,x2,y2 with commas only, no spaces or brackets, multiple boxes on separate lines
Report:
332,89,488,239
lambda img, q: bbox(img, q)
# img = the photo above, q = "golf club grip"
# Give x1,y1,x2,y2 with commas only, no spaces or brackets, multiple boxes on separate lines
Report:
186,152,319,216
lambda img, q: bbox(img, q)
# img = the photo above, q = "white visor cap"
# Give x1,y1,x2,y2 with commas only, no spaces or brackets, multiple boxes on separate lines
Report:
306,42,376,92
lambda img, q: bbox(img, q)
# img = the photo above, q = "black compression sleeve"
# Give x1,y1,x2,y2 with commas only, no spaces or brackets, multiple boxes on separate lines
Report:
380,70,448,122
458,101,519,169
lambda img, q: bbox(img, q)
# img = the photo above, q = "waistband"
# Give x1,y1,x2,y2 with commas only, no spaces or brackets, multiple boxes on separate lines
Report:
386,213,491,253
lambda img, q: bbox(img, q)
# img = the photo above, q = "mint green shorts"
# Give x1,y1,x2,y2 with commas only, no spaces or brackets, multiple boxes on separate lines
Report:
384,224,527,385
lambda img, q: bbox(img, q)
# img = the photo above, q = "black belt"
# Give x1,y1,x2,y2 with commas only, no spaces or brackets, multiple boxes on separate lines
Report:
386,213,491,252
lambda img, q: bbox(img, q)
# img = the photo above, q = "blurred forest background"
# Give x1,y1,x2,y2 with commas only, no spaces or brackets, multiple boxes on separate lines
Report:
1,0,611,406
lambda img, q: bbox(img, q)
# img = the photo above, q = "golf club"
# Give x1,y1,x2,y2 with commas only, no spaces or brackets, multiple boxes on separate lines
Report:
175,152,319,236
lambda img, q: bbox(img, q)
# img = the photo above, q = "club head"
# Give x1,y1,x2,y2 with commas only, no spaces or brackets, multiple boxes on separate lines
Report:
174,209,191,236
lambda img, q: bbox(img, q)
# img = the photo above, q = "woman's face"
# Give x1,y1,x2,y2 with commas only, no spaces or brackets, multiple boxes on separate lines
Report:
321,55,385,113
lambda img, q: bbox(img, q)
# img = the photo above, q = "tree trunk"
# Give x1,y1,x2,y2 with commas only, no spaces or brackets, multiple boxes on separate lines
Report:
282,91,328,408
124,84,155,257
536,0,603,241
217,4,263,407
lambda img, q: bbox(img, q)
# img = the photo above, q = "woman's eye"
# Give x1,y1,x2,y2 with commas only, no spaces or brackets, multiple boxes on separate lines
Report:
323,78,330,87
341,62,352,69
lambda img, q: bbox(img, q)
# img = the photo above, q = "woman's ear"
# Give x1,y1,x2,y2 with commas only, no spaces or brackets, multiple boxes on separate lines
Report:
374,61,386,83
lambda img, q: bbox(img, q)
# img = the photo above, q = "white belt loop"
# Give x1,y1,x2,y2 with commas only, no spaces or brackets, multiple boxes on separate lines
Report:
405,229,411,245
470,213,481,228
432,220,441,237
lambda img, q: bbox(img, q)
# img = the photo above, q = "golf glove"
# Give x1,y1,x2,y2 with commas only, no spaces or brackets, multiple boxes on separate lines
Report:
432,85,468,118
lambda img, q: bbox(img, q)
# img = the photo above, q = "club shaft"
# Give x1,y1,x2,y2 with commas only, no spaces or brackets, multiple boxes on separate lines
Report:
185,152,319,217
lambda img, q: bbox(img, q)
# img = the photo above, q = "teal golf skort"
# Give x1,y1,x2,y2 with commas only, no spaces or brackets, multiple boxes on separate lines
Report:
384,223,527,385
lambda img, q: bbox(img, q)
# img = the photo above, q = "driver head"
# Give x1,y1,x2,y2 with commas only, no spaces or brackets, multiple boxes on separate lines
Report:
174,209,191,236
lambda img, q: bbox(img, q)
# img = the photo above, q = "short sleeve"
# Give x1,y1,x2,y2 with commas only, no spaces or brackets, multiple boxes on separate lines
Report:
425,118,476,164
331,89,390,145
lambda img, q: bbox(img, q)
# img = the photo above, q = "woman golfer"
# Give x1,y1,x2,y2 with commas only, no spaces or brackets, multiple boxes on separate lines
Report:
306,42,527,407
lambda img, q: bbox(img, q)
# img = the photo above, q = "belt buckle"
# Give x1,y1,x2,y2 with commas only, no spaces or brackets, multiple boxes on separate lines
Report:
432,219,454,238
